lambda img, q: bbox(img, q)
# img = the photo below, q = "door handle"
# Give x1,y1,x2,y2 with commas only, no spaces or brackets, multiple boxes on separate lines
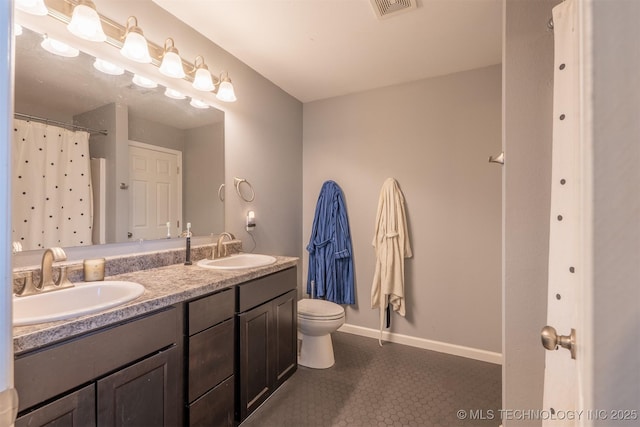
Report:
541,326,576,359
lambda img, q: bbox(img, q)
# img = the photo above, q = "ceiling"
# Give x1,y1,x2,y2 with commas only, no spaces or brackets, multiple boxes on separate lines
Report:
152,0,503,103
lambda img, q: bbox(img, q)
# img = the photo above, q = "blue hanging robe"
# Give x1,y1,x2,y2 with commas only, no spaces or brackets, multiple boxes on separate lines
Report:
306,180,355,304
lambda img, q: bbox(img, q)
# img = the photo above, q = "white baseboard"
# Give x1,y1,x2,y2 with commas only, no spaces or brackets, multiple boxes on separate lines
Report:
338,323,503,365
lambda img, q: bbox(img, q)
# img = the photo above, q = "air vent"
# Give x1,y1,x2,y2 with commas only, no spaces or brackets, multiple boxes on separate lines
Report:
370,0,417,19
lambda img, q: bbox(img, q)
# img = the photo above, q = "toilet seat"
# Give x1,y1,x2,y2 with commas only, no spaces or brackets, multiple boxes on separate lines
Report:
298,299,345,320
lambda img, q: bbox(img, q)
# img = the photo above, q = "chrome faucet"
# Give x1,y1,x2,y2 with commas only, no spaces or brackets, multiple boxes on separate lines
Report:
39,247,67,290
214,232,235,258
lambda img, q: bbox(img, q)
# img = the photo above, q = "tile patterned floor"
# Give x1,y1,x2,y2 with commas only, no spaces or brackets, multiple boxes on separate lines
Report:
240,332,501,427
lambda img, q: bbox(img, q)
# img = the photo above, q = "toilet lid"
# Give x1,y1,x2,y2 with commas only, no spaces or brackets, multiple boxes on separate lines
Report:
298,298,345,319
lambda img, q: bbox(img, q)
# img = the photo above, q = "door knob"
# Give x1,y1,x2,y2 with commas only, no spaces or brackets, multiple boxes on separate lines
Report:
541,326,576,359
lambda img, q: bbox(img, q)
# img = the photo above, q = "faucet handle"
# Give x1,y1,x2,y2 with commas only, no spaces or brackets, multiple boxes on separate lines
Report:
13,270,36,296
55,264,82,288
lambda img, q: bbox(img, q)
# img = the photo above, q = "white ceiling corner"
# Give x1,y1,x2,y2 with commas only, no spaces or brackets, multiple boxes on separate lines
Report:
152,0,502,103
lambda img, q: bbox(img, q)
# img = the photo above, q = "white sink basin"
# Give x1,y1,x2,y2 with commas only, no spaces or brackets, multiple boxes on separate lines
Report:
197,253,277,270
13,281,145,326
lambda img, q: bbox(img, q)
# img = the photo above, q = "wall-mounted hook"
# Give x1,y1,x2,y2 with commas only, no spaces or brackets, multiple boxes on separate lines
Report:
488,152,504,165
120,182,129,190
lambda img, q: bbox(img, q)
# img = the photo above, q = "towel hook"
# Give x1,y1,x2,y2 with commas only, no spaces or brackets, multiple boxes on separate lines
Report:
488,152,504,165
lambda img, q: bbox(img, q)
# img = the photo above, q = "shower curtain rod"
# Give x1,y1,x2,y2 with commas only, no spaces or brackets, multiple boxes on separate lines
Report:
14,113,108,136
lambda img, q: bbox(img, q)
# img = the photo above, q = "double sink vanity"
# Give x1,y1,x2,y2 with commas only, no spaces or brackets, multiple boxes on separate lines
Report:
12,243,299,426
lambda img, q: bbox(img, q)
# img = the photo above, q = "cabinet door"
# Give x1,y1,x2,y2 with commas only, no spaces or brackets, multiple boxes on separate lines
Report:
237,302,273,420
273,289,297,388
16,384,95,427
97,346,179,427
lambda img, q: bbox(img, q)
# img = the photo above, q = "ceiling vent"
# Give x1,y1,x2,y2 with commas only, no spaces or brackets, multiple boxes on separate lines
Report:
370,0,417,19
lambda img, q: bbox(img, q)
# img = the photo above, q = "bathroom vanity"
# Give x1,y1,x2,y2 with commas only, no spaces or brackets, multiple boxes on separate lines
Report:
12,253,298,427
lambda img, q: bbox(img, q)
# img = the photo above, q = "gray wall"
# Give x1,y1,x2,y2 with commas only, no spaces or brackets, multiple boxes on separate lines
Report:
591,0,640,417
76,103,128,244
303,65,502,353
184,122,225,236
129,114,185,152
502,0,558,423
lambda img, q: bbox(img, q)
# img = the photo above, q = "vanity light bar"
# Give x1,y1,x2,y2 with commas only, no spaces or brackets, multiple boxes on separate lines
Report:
43,0,226,90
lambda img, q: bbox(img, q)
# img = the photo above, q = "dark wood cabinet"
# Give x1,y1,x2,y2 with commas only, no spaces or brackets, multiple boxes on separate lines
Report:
185,288,235,427
273,290,298,387
97,347,178,426
236,268,297,422
15,384,95,427
14,308,180,427
14,266,297,427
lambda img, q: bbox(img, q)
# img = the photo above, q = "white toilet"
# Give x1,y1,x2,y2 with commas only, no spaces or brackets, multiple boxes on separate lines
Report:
297,298,345,369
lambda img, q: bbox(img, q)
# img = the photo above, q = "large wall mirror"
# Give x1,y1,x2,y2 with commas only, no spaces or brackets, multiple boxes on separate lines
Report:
13,25,225,253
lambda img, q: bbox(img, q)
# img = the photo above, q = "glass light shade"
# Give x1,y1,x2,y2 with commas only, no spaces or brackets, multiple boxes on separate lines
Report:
132,74,157,89
15,24,23,36
216,80,237,103
67,2,106,42
93,58,124,76
159,51,186,79
121,31,151,63
189,98,209,109
15,0,48,16
192,68,215,91
41,37,79,58
164,88,186,100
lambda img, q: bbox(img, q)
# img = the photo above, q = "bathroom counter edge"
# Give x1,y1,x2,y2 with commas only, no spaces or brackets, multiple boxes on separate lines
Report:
12,256,299,354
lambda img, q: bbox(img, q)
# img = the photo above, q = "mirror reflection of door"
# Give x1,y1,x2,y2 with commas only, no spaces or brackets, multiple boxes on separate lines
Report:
128,141,183,241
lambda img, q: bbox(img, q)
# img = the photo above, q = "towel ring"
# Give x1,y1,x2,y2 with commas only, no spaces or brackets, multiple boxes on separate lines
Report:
218,183,225,202
234,177,255,202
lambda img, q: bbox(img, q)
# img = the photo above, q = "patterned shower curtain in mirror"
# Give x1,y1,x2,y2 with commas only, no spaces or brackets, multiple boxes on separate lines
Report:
12,119,93,251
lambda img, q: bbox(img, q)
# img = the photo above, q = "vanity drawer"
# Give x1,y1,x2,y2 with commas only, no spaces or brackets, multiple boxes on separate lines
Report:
188,288,234,335
188,318,234,403
188,376,234,427
237,267,297,312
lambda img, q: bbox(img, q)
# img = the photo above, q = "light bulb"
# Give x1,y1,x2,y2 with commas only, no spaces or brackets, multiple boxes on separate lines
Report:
41,37,79,58
159,38,186,79
15,0,48,16
93,58,124,75
190,98,209,109
193,68,215,91
120,17,151,63
191,56,215,91
67,1,106,42
216,79,237,103
164,88,186,100
132,74,157,89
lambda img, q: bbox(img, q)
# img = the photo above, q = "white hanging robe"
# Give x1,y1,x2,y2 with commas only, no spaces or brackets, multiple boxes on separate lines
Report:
371,178,412,345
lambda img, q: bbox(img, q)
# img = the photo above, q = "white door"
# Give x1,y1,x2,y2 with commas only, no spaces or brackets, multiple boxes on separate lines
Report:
542,0,592,424
128,142,182,241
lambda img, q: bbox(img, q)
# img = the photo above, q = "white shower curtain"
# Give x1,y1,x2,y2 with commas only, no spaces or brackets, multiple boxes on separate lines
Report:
543,0,583,422
12,119,93,251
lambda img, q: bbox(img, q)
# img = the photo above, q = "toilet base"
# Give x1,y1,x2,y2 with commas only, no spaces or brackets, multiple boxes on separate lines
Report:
298,332,336,369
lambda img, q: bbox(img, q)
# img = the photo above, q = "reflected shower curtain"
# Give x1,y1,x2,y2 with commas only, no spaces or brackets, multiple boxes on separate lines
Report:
543,0,583,422
12,119,93,250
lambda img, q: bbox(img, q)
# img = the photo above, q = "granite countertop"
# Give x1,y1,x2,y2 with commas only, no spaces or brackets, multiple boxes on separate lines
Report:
13,255,299,354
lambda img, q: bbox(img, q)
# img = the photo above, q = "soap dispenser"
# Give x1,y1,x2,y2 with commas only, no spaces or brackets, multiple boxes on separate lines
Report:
184,222,192,265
